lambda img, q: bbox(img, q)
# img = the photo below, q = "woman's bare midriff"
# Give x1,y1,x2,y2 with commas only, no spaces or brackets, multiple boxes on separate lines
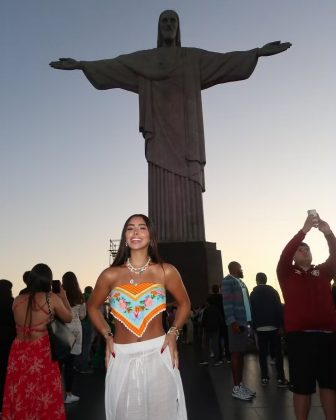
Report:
113,315,165,344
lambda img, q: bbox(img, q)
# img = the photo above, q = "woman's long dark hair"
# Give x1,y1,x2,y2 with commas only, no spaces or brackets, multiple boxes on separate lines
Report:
62,272,84,307
112,214,162,267
23,263,53,332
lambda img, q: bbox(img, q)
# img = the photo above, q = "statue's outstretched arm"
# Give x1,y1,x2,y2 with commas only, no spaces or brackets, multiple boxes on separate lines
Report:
257,41,292,57
49,58,82,70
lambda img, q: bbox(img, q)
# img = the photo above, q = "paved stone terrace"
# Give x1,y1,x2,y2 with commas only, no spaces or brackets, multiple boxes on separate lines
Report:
65,342,324,420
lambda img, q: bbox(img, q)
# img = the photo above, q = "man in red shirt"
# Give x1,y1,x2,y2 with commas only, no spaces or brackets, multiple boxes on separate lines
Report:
277,213,336,420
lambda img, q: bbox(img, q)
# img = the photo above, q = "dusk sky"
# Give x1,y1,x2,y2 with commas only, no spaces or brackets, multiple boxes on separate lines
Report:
2,0,335,298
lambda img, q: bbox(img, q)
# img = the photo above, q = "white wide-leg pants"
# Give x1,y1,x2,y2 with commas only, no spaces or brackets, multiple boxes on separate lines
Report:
105,335,187,420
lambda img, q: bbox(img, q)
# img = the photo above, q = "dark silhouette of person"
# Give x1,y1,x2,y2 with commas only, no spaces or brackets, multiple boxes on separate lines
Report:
207,284,231,362
0,279,16,413
19,270,31,295
199,296,223,366
250,272,288,387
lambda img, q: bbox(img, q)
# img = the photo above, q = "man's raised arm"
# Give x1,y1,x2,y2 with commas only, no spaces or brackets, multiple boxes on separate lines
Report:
318,219,336,274
276,214,316,283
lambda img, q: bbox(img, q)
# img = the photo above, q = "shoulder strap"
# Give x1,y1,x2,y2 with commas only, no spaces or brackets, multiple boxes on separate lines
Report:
46,292,54,321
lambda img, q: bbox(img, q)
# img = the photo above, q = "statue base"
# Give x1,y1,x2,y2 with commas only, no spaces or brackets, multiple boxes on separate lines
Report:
158,241,223,306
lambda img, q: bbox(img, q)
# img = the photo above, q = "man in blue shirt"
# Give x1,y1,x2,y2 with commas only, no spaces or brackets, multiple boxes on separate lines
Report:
222,261,255,401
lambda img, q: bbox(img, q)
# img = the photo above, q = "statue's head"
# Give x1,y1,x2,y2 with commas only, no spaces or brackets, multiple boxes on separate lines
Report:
157,10,181,47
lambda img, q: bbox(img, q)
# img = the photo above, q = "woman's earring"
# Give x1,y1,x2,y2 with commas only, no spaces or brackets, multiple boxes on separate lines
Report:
125,242,128,247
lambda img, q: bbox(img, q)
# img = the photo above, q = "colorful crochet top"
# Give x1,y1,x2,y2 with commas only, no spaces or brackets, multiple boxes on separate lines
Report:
109,282,166,337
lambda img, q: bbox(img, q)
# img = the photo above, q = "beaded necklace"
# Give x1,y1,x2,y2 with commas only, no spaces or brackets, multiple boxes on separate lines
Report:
126,257,151,285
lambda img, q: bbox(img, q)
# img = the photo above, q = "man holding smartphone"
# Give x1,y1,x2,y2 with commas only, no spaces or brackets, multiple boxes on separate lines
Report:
222,261,255,401
277,212,336,420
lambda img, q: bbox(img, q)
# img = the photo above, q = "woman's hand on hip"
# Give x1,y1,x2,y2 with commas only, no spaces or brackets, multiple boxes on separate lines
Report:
161,333,179,369
105,336,115,368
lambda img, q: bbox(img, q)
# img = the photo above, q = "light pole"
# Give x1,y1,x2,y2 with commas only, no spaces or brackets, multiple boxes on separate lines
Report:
108,239,120,265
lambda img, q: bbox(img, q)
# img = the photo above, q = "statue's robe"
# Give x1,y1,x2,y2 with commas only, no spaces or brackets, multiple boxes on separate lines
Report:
81,47,258,241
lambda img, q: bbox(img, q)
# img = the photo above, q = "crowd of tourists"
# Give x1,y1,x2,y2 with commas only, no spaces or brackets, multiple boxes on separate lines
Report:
0,212,335,420
187,212,336,420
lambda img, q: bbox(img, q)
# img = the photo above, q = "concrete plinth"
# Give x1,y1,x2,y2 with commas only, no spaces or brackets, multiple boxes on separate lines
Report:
158,241,223,306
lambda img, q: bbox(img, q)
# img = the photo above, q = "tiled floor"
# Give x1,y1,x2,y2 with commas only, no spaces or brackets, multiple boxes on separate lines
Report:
66,342,325,420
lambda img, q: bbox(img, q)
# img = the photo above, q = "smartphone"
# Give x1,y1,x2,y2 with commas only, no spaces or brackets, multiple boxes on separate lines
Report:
307,209,319,227
52,280,61,294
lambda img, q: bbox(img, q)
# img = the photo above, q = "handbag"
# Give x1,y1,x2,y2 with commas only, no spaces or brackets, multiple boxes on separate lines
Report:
46,292,75,361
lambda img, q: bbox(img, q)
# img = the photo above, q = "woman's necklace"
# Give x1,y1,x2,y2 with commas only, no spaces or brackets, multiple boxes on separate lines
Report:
126,257,151,285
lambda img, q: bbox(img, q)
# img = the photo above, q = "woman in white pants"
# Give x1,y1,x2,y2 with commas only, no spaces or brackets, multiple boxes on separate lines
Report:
88,214,190,420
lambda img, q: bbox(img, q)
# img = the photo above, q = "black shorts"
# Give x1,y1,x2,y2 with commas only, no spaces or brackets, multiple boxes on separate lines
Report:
286,332,336,394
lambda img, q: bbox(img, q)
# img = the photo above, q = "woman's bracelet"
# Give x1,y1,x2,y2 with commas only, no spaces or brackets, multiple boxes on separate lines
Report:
103,330,113,339
167,325,180,340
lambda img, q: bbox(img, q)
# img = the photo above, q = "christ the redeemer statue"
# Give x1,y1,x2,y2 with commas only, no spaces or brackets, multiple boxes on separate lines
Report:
50,10,291,242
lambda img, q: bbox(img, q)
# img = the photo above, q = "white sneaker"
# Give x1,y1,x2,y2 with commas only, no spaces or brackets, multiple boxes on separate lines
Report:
232,385,253,401
240,383,256,397
64,394,80,404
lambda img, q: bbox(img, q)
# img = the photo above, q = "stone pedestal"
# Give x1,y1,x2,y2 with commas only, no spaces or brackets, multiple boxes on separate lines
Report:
158,241,223,306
